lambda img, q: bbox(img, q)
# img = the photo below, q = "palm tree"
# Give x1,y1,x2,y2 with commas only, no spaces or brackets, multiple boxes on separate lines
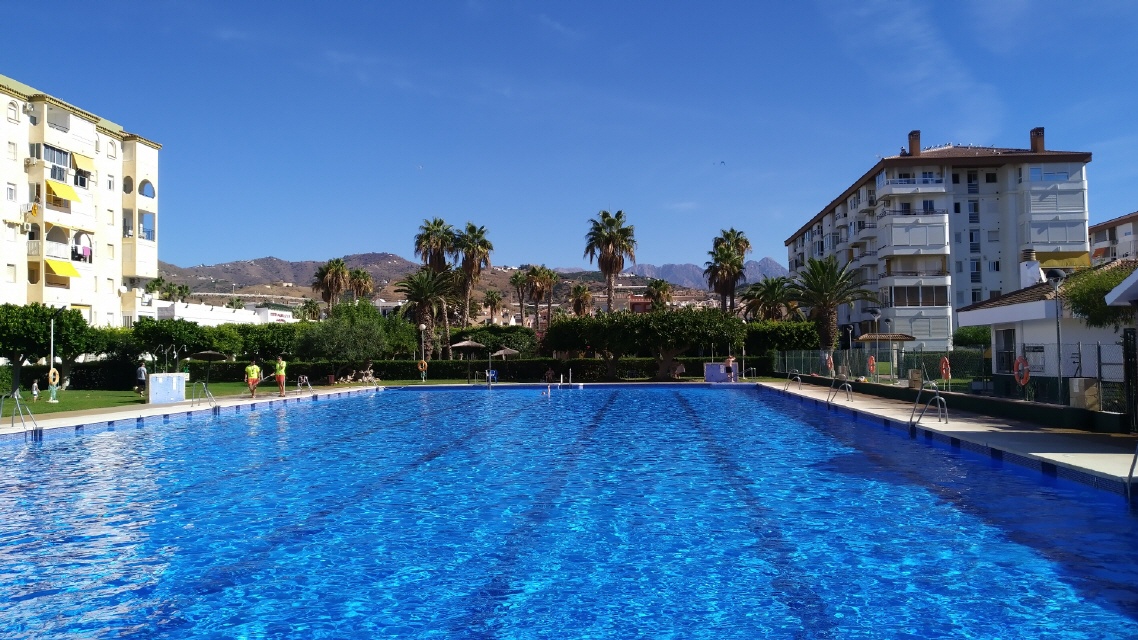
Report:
348,268,374,301
453,222,494,327
787,256,878,351
704,242,745,312
312,258,350,311
584,209,637,312
645,278,673,311
226,297,244,309
569,283,592,316
296,298,322,320
413,218,455,274
526,265,548,332
740,276,795,321
395,268,459,360
509,270,528,326
714,227,752,258
482,289,503,324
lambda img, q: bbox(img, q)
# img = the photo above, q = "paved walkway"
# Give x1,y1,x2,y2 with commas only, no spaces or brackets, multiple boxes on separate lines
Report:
758,381,1138,498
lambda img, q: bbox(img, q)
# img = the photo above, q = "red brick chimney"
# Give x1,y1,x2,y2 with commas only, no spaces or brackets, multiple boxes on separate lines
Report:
1030,127,1045,152
908,130,921,156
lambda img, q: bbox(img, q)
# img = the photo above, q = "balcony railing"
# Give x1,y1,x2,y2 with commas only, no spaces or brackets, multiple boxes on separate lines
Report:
877,208,947,219
878,270,948,278
26,240,70,260
882,177,943,186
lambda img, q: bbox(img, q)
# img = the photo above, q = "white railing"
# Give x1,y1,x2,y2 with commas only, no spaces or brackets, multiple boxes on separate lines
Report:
26,240,71,260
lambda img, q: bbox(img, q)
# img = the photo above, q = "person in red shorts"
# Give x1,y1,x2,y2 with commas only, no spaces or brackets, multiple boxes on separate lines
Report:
274,355,287,397
244,359,261,398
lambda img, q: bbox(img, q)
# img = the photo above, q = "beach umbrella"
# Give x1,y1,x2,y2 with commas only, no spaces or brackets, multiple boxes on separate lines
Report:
451,340,486,383
188,351,228,387
491,347,519,359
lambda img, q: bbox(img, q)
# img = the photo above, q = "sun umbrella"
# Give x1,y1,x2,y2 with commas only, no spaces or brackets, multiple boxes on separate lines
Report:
451,340,486,383
188,351,228,387
491,347,519,359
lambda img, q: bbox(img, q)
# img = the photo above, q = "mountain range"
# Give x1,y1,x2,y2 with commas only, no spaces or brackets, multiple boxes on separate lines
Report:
157,253,790,300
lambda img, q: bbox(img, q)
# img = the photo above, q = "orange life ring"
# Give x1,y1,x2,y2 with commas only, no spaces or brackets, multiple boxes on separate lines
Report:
48,368,60,386
939,356,951,379
867,355,876,374
824,353,834,371
417,360,428,372
1013,356,1031,386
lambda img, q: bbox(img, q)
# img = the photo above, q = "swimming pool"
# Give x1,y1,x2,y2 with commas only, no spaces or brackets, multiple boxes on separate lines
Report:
1,386,1137,638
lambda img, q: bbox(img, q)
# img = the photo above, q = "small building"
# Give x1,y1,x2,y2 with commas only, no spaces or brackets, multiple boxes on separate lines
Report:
156,301,259,326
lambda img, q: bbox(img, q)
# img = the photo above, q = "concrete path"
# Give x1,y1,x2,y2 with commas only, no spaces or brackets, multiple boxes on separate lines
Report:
758,381,1138,498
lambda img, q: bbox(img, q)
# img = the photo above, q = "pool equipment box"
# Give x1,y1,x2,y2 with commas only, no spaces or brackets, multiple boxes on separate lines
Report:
704,363,736,383
149,373,188,404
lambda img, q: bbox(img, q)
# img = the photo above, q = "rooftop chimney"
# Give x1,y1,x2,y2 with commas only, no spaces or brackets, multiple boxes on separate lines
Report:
908,130,921,156
1030,127,1045,153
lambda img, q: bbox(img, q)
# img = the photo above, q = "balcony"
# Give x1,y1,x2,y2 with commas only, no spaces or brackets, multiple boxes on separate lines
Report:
877,270,949,286
877,208,947,219
875,177,946,198
26,240,70,260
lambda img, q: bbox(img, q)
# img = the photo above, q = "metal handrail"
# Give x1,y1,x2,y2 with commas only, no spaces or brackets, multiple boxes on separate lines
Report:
1127,442,1138,505
783,369,802,391
0,391,39,436
910,371,948,424
296,375,314,395
191,381,215,407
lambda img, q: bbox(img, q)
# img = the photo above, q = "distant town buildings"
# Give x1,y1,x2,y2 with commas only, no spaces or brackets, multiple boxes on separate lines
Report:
0,74,161,327
1089,211,1138,266
784,128,1092,350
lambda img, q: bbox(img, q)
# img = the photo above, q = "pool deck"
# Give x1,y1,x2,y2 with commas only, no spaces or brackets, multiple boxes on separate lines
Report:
758,381,1138,498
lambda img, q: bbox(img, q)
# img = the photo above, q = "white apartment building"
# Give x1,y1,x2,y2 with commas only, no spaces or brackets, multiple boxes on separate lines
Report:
1089,211,1138,266
0,74,160,327
784,128,1091,350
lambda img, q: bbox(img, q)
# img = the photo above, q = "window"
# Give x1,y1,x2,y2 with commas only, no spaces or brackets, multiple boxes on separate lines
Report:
989,290,1001,299
969,230,981,253
5,183,14,202
920,171,936,184
988,230,999,242
107,209,114,226
1017,168,1023,184
989,261,1000,272
123,176,133,194
970,259,981,283
968,200,980,224
108,141,117,159
50,165,67,182
5,264,15,283
138,180,155,198
106,244,114,259
922,199,935,212
967,170,979,194
899,202,911,214
107,175,115,191
952,173,960,184
1030,167,1070,182
106,278,114,293
43,145,68,167
972,288,983,303
954,202,961,214
6,142,14,160
74,171,89,189
955,261,963,273
95,137,100,153
986,172,997,183
954,231,962,244
6,102,17,122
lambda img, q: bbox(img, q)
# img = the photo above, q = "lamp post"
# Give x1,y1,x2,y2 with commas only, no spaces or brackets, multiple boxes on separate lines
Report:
1047,270,1065,405
884,317,893,381
48,306,65,403
844,325,853,374
869,308,881,382
418,323,427,383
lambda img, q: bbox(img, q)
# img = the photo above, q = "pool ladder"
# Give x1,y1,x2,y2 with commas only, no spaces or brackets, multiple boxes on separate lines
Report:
296,375,314,395
910,369,948,425
0,391,40,440
826,367,853,405
191,382,216,407
783,369,802,391
1127,443,1138,505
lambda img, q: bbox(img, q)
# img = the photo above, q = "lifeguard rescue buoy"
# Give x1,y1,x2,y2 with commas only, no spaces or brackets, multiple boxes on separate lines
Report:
1013,356,1031,386
824,353,834,371
417,360,428,372
48,368,60,386
867,355,876,374
939,356,951,380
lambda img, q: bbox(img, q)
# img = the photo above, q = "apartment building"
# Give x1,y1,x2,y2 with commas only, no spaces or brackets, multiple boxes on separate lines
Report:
1,74,160,327
1089,211,1138,266
784,128,1091,350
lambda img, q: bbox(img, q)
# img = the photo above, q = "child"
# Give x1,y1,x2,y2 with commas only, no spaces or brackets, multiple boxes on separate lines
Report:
31,380,39,402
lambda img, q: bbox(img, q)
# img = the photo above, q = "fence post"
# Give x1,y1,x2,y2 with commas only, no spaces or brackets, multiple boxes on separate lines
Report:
1124,329,1137,433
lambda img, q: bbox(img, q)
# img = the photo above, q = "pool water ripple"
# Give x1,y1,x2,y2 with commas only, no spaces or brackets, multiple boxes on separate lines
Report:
1,387,1138,638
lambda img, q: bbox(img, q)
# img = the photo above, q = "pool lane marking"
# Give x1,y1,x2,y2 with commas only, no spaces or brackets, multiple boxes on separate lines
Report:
448,390,621,636
673,391,839,639
175,392,552,604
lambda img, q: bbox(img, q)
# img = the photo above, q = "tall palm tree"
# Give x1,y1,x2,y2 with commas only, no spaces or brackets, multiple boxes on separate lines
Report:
395,268,459,360
704,243,745,312
348,268,374,302
645,278,673,311
482,289,503,324
714,227,752,258
740,276,795,321
542,267,559,329
413,218,455,274
453,222,494,327
526,265,548,332
312,258,350,311
787,256,878,351
226,297,244,309
296,298,322,321
584,209,637,312
509,270,528,326
569,283,592,316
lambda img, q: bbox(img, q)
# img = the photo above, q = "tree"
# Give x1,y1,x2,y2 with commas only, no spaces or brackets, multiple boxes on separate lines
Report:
570,283,593,316
704,242,745,312
509,270,528,324
584,209,637,312
740,276,795,321
787,256,878,351
348,268,375,301
641,308,745,379
953,326,991,347
714,228,752,259
1063,264,1138,330
414,217,455,274
645,278,673,311
236,323,304,360
541,267,559,331
295,298,322,321
454,222,494,327
0,304,91,390
132,317,211,360
312,258,350,311
226,297,244,309
145,277,167,299
482,289,503,324
297,302,388,378
395,267,458,360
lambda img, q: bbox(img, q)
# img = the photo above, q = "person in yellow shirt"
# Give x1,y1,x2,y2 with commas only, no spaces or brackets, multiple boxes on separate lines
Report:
245,359,261,398
274,355,287,397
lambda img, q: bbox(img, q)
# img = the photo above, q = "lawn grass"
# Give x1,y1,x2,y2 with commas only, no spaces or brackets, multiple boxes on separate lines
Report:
1,389,145,418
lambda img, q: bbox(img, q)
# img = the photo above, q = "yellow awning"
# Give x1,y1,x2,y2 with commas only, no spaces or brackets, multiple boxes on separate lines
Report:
45,180,80,203
44,259,80,278
1039,251,1091,269
71,153,95,172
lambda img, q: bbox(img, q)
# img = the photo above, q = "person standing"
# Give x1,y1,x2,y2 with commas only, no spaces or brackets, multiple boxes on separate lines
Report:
136,360,148,397
245,359,261,398
31,379,39,402
274,355,287,397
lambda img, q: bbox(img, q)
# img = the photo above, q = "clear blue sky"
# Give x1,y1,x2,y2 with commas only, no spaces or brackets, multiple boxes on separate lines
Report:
5,1,1137,270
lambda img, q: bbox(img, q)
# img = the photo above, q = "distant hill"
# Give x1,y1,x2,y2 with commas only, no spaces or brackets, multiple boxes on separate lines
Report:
626,257,789,290
158,253,420,298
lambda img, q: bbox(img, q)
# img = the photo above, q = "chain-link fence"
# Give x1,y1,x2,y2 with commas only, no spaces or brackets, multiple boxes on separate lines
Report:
778,340,1127,412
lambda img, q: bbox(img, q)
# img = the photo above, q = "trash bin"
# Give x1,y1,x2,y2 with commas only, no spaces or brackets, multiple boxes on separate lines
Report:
327,374,336,385
908,369,923,388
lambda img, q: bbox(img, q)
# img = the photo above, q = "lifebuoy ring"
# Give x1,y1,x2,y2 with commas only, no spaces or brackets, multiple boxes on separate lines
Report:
824,353,834,371
417,360,428,372
939,356,951,380
47,368,60,386
867,355,876,374
1013,356,1031,386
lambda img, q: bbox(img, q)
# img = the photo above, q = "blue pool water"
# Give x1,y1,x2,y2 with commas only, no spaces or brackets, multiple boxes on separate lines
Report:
1,386,1138,638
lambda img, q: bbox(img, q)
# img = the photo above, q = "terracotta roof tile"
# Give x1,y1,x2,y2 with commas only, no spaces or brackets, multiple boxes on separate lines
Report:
957,259,1138,312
